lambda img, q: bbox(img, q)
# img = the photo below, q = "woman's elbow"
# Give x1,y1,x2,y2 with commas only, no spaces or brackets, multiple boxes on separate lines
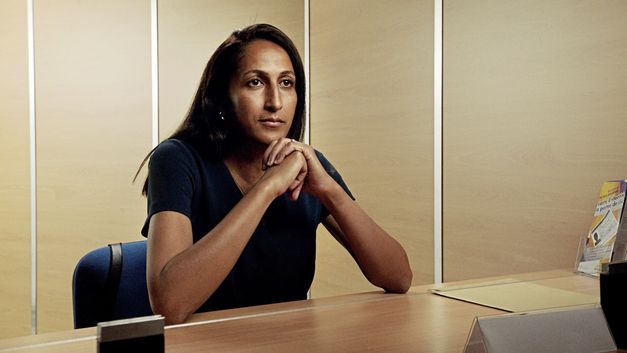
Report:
370,266,413,294
149,289,192,325
386,268,413,294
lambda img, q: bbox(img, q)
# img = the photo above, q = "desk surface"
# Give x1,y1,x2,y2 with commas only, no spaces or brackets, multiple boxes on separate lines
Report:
0,270,599,353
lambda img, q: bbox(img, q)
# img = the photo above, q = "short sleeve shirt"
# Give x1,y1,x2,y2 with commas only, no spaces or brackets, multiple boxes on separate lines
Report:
141,139,353,312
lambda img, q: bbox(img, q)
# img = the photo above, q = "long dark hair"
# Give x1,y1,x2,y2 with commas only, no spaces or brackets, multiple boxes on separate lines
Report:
135,24,306,195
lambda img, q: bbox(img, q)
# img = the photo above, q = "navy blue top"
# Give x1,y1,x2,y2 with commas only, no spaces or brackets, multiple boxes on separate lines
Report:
141,139,353,312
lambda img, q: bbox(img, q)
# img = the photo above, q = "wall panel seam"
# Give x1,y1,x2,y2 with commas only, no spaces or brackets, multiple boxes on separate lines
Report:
434,0,443,284
303,0,310,144
304,0,310,298
151,0,159,147
27,0,37,334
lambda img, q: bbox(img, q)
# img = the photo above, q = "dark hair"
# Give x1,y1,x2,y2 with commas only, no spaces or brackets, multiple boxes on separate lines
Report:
135,24,306,195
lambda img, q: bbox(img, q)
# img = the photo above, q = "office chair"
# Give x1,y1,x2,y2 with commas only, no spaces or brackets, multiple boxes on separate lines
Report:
72,240,153,328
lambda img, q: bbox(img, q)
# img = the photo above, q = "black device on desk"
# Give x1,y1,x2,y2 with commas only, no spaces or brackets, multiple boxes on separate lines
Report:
600,260,627,349
97,315,164,353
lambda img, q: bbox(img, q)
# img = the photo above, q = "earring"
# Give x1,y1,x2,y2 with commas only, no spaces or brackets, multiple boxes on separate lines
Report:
219,111,225,121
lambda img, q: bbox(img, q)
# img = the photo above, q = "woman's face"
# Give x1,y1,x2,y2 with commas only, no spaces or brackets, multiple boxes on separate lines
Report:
228,39,297,147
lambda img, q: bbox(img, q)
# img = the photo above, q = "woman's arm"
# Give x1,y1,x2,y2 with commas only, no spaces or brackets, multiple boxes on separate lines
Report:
147,152,307,324
320,190,413,293
264,139,413,293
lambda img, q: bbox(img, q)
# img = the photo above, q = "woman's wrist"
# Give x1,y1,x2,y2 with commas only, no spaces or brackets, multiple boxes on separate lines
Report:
251,177,283,203
316,177,347,211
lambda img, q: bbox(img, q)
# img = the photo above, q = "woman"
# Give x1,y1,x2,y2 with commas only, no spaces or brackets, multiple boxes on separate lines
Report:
139,24,412,324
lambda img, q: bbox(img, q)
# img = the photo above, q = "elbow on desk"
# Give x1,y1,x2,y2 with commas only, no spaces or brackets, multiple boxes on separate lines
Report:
151,302,192,325
388,271,413,294
386,282,411,294
373,267,413,294
149,293,193,325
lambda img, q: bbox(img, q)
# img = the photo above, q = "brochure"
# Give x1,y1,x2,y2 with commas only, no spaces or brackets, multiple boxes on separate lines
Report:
576,180,627,276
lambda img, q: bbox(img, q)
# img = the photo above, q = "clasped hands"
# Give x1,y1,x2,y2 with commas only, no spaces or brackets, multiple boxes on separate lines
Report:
260,138,331,201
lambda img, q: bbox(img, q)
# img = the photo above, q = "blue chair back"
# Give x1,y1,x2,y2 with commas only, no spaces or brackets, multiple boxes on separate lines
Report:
72,240,153,328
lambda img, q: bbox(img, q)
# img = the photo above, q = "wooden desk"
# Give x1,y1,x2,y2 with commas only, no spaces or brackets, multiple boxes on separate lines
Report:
0,270,599,353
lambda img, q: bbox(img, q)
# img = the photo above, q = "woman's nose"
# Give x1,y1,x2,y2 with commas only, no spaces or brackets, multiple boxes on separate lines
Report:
264,84,283,112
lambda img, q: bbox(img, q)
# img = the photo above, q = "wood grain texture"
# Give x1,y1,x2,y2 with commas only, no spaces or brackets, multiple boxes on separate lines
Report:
167,293,499,353
158,0,304,140
35,0,152,333
310,0,435,296
0,271,597,353
444,0,627,281
0,0,32,339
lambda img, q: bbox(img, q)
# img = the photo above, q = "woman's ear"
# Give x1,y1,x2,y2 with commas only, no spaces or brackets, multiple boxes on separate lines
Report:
202,96,214,112
217,99,235,119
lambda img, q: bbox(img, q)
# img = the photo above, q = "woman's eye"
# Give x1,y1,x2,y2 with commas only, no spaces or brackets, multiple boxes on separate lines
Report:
280,79,294,87
248,79,262,87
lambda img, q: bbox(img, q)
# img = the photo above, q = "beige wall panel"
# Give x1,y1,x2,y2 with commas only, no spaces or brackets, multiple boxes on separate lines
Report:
444,1,627,281
0,0,31,338
310,0,434,297
158,0,304,140
36,0,152,332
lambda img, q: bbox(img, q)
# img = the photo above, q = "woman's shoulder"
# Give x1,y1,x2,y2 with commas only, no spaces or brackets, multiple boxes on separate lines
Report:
151,138,224,176
153,138,193,154
149,139,203,170
152,138,200,160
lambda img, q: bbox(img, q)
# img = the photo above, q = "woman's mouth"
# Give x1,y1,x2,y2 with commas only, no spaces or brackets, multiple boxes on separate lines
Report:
259,118,285,127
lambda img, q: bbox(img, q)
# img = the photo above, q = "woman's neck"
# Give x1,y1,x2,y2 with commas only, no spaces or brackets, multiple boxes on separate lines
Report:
224,142,266,195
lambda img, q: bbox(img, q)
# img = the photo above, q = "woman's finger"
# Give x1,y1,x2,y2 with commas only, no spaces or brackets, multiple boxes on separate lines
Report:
288,165,306,200
289,181,304,201
262,139,281,170
264,138,288,167
288,178,302,194
266,138,295,167
289,157,308,200
275,139,305,165
263,149,307,196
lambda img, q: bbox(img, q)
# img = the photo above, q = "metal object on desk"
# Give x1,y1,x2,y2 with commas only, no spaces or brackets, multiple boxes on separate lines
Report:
463,305,616,353
97,315,164,353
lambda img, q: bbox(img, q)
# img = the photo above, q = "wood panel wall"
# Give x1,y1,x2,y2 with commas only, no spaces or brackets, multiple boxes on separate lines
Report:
0,0,31,339
158,0,304,140
35,0,152,333
0,0,304,337
310,0,434,297
3,0,627,338
443,0,627,281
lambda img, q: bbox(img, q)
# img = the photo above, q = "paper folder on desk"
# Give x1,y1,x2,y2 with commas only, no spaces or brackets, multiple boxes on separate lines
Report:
430,280,599,312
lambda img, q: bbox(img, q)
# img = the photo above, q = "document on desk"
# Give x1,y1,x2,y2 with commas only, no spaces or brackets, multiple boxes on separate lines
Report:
430,280,599,312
